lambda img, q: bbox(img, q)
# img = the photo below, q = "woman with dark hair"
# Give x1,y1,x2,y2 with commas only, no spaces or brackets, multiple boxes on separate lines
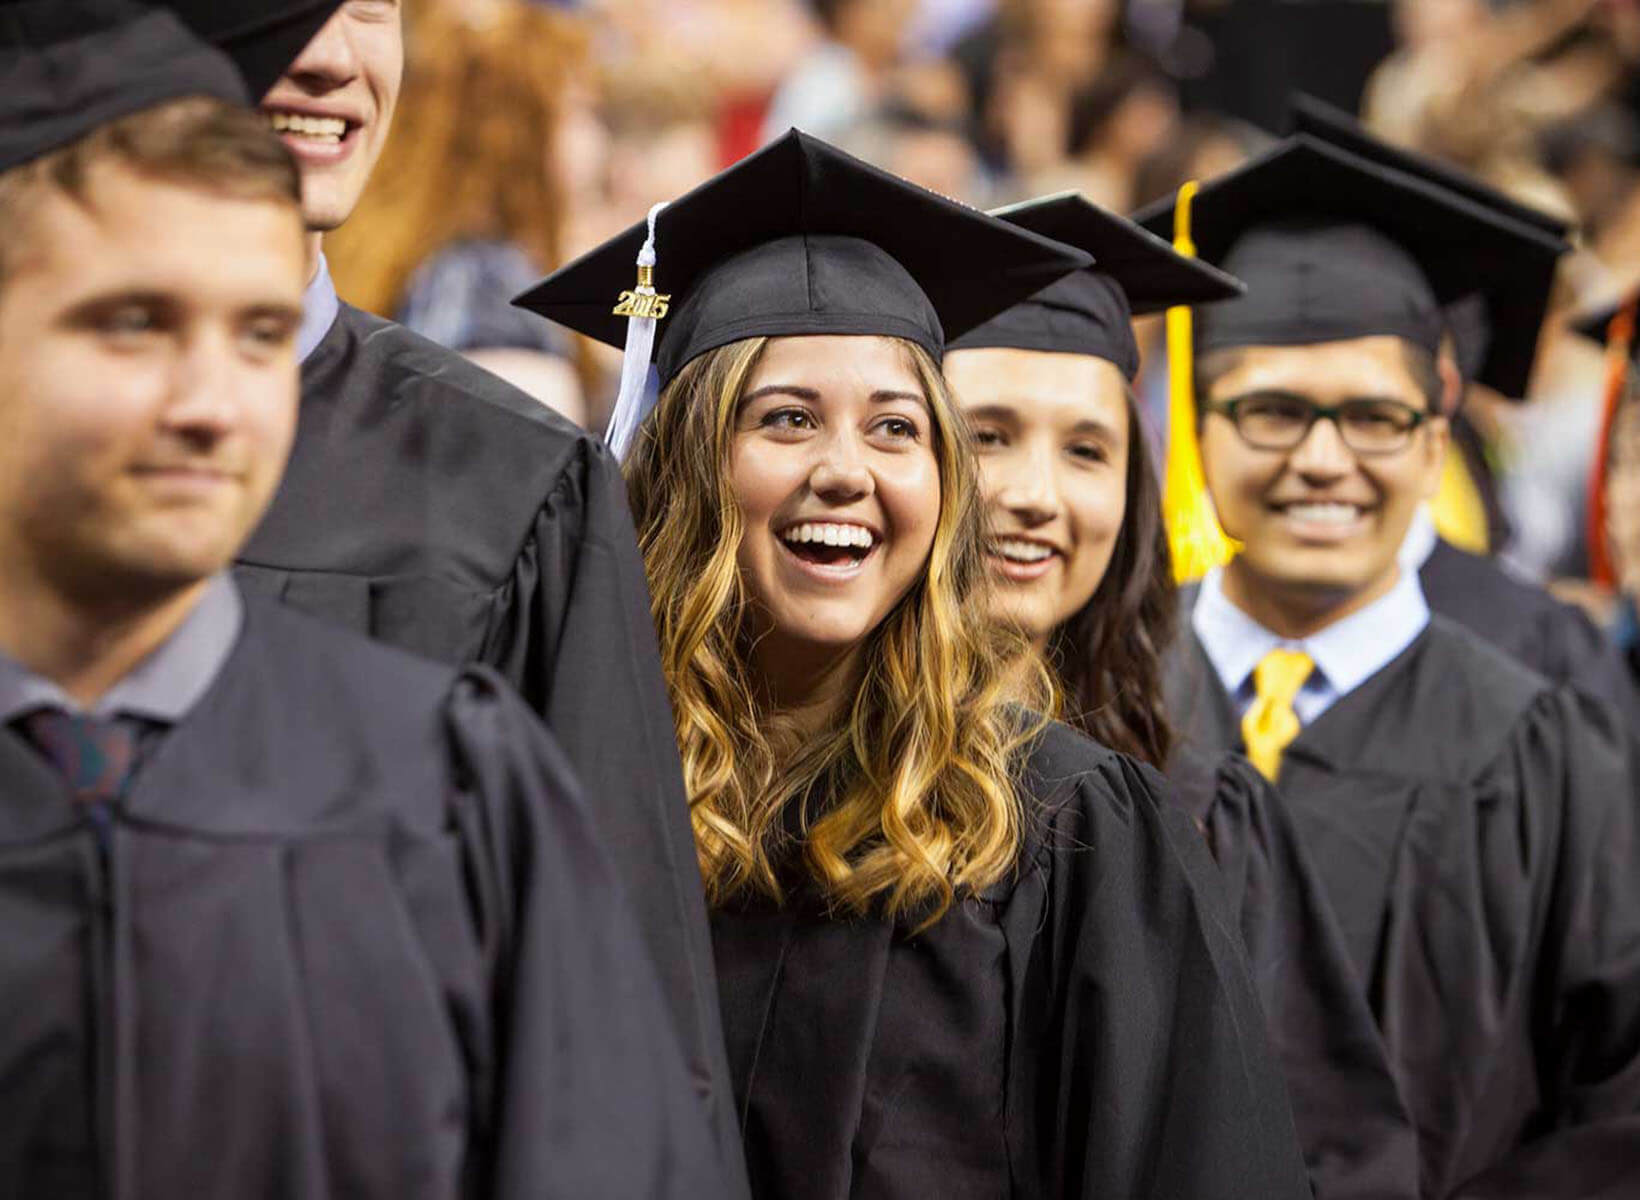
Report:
946,193,1424,1199
520,133,1311,1199
1038,382,1173,761
943,194,1213,769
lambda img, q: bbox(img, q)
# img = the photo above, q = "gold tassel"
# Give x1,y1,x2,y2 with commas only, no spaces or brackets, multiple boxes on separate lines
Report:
1162,180,1240,583
1430,451,1489,555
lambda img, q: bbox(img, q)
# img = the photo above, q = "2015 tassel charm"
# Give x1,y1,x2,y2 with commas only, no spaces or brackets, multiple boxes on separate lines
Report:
604,201,671,460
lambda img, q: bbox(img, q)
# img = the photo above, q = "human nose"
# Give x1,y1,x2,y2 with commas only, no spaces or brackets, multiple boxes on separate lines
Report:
808,429,875,503
282,10,361,90
1287,411,1354,480
159,332,244,449
990,439,1060,526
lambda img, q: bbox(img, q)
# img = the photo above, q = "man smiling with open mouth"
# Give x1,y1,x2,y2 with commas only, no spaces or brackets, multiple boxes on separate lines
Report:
257,0,392,235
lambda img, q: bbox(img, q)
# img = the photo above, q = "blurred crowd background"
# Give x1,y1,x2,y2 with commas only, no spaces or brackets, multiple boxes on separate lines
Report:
326,0,1640,620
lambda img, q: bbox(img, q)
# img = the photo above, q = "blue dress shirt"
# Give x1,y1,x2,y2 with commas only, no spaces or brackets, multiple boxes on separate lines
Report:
1192,564,1430,725
297,250,341,364
0,574,243,724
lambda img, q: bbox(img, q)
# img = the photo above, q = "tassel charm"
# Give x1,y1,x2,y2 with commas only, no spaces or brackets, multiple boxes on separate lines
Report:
614,262,671,320
604,202,670,460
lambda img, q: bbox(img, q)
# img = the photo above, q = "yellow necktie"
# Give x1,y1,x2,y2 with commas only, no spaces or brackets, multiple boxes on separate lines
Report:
1242,649,1315,781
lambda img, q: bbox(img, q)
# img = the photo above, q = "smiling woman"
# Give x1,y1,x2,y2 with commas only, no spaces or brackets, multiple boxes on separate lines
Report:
627,331,1029,920
943,192,1245,767
731,339,940,684
521,132,1310,1199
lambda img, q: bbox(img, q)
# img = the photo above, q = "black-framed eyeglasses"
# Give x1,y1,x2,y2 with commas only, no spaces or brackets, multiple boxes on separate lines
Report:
1206,393,1431,456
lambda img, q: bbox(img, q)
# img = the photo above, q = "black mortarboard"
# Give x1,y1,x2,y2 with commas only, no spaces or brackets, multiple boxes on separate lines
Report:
1289,93,1573,391
0,0,343,176
514,130,1091,454
1572,295,1637,352
946,192,1244,380
1287,93,1573,240
0,0,245,173
1131,132,1570,398
162,0,343,101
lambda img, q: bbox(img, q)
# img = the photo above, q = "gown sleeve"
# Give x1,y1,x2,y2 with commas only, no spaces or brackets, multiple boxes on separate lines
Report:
1036,746,1312,1199
507,437,745,1190
1195,752,1422,1199
1447,689,1640,1199
442,666,733,1200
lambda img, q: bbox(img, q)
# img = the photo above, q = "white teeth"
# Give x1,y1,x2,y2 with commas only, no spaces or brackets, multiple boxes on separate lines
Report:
1284,502,1361,525
268,111,349,140
991,538,1054,564
780,522,875,549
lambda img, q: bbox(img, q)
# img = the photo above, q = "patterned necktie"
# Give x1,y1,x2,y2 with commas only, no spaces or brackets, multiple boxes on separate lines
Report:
1242,649,1315,782
13,708,147,804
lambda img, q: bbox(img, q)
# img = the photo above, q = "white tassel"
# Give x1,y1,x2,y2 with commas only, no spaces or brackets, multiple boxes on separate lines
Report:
604,201,670,460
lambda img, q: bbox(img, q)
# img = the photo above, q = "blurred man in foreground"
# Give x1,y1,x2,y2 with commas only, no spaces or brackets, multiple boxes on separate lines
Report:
0,5,731,1195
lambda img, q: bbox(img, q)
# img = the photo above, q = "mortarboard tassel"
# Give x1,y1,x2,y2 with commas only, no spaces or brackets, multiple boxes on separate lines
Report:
1162,180,1240,583
604,201,671,460
1430,448,1490,556
1588,295,1637,589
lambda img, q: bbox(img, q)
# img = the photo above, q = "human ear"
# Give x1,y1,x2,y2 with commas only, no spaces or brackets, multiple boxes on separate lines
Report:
1437,352,1463,417
1418,416,1451,501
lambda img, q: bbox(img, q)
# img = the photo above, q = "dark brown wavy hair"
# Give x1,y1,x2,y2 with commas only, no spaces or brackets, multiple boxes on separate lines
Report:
1046,391,1176,767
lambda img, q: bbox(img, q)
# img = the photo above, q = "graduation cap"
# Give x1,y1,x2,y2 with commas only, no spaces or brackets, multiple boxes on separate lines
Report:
0,0,245,173
1571,294,1640,351
1288,93,1572,241
0,0,342,176
1131,132,1571,400
1289,92,1573,393
161,0,343,101
946,191,1244,380
515,129,1092,457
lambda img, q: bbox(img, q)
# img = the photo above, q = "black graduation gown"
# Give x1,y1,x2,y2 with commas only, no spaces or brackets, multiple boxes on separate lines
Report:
1166,617,1640,1198
1419,537,1640,726
234,303,737,1181
1168,747,1422,1199
711,721,1312,1200
0,595,728,1200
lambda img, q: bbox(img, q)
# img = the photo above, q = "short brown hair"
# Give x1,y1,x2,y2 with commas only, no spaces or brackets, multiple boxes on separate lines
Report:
0,95,300,285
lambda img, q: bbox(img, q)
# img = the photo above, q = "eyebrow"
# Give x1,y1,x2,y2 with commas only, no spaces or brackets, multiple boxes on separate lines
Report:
64,288,176,313
63,291,304,321
964,402,1121,440
1069,417,1121,440
1221,387,1425,410
963,402,1018,423
740,384,929,408
244,302,305,325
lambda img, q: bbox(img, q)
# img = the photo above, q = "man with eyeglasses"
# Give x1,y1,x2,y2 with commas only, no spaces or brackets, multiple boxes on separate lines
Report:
1288,96,1640,732
1141,123,1640,1195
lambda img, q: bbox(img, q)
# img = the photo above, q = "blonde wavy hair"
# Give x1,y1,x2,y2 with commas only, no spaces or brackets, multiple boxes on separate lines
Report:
626,336,1050,926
